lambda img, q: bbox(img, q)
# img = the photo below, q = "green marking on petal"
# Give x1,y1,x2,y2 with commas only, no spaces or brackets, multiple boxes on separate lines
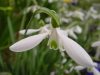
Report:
49,40,58,50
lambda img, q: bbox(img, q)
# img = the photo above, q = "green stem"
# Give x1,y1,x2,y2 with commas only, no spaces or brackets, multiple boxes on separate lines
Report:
7,16,15,43
34,7,60,28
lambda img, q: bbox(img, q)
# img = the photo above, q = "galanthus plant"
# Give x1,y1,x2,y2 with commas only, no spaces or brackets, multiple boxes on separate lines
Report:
9,7,100,74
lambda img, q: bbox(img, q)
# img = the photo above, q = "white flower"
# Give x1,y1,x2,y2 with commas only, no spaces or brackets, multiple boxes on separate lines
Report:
74,66,85,71
73,10,84,21
65,10,84,21
19,29,40,35
74,64,100,75
61,17,72,23
10,26,94,68
86,7,100,19
23,5,38,14
19,25,50,35
48,0,54,3
92,41,100,60
23,5,40,19
92,41,100,47
65,25,82,39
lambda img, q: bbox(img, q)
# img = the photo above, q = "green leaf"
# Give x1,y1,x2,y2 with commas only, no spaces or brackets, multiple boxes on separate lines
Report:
0,72,12,75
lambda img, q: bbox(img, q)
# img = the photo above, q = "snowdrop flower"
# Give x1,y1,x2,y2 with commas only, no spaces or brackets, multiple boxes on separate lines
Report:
97,26,100,30
50,71,56,75
45,17,51,23
86,7,100,19
61,17,72,23
64,11,73,17
23,5,38,14
10,25,95,68
73,10,84,21
48,0,55,3
64,67,74,74
74,63,97,70
65,10,84,21
19,25,49,35
19,29,40,35
74,63,100,75
92,41,100,60
23,5,40,19
65,25,82,39
74,65,85,71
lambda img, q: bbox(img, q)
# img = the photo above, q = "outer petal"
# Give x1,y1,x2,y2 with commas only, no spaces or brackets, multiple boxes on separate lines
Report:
92,68,100,75
74,66,85,71
68,30,77,39
92,41,100,47
73,26,82,34
57,29,94,67
9,33,48,52
19,29,40,35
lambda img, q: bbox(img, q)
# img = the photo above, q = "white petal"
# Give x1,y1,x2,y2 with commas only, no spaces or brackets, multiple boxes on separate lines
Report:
74,26,82,34
61,18,71,23
35,14,40,19
19,29,40,35
68,30,77,39
9,33,48,52
39,25,50,34
57,30,94,67
92,41,100,47
95,47,100,59
74,66,85,71
74,11,84,20
48,0,53,3
92,68,100,75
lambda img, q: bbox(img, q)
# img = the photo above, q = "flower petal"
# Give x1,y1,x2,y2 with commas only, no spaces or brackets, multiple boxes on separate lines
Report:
73,26,82,34
92,41,100,47
57,29,94,67
92,68,100,75
74,66,85,71
19,29,40,35
9,33,48,52
68,30,77,39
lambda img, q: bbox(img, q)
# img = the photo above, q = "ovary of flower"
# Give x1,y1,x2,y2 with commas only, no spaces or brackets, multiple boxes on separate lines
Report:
92,41,100,60
10,27,94,68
